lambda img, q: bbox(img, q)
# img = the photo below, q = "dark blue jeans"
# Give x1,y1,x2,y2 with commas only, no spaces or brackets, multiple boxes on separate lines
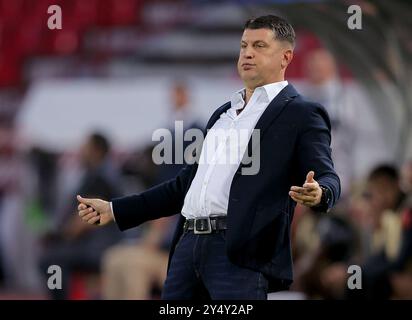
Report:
161,230,268,300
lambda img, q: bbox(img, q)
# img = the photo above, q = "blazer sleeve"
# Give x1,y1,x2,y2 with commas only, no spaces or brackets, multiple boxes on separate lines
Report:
296,102,341,211
111,164,194,231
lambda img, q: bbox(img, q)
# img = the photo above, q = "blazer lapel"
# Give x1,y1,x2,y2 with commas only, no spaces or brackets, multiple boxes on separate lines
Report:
205,102,231,130
252,84,298,138
240,84,299,168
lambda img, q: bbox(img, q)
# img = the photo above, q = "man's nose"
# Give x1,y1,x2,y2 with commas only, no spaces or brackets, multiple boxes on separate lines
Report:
242,47,254,59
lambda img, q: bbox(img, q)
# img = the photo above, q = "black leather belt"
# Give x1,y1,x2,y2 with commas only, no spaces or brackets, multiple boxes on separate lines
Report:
183,216,227,234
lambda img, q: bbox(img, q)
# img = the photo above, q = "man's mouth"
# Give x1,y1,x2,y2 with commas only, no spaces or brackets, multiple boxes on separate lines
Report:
241,63,256,70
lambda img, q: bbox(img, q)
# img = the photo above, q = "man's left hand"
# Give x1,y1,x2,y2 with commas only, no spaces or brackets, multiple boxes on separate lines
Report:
289,171,322,207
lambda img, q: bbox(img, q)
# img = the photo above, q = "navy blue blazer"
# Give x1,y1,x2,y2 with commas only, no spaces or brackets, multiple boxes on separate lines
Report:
112,84,341,291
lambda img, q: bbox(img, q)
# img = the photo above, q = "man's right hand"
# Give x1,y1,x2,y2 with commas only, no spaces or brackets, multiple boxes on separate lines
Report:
77,195,114,226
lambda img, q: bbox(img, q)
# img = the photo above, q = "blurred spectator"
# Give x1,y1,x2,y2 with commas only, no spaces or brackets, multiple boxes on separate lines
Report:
323,165,405,299
39,132,123,299
389,160,412,299
155,81,203,183
0,119,44,293
348,165,407,299
360,165,404,260
102,217,173,299
292,211,356,299
390,206,412,299
293,164,406,299
297,48,386,200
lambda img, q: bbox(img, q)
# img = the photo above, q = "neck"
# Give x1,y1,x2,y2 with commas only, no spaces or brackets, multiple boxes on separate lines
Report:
244,77,285,104
244,87,254,104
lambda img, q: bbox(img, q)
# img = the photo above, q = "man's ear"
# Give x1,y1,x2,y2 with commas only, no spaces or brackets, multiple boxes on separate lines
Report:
281,48,294,69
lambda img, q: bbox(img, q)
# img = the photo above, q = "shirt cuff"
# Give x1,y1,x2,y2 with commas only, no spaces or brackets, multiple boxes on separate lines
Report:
110,201,116,222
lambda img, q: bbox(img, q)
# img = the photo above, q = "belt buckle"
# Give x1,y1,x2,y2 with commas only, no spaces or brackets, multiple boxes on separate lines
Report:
194,217,212,234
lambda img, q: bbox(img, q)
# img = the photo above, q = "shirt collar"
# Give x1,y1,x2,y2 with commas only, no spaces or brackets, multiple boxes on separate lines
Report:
262,80,288,102
230,88,246,111
230,80,288,110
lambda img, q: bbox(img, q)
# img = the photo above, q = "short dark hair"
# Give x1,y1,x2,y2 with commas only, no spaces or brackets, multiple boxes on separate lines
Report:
89,132,110,156
244,15,296,47
368,164,399,183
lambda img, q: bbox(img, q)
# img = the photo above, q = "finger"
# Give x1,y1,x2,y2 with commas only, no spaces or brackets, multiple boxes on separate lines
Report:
305,171,315,183
79,207,94,217
291,186,315,196
289,191,315,202
78,203,88,211
82,211,99,222
77,195,96,206
290,186,305,193
302,190,319,198
290,194,314,207
78,207,93,217
302,182,318,190
290,194,304,205
88,215,101,225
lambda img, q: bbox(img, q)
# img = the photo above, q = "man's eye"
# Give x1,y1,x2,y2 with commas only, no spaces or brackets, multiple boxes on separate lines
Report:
256,43,265,48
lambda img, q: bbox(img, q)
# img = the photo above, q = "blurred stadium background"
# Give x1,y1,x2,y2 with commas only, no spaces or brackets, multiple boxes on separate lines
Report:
0,0,412,299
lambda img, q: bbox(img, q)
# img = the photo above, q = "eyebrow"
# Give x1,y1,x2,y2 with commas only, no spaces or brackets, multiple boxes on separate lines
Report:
240,40,268,45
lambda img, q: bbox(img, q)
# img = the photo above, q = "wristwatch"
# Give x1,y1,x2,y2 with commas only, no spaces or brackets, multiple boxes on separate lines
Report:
313,185,332,213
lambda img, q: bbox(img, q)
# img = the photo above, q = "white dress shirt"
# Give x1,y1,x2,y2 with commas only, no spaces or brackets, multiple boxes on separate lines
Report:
181,81,288,219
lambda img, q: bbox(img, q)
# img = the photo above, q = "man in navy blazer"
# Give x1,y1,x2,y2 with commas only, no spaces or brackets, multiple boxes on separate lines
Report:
78,15,340,299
